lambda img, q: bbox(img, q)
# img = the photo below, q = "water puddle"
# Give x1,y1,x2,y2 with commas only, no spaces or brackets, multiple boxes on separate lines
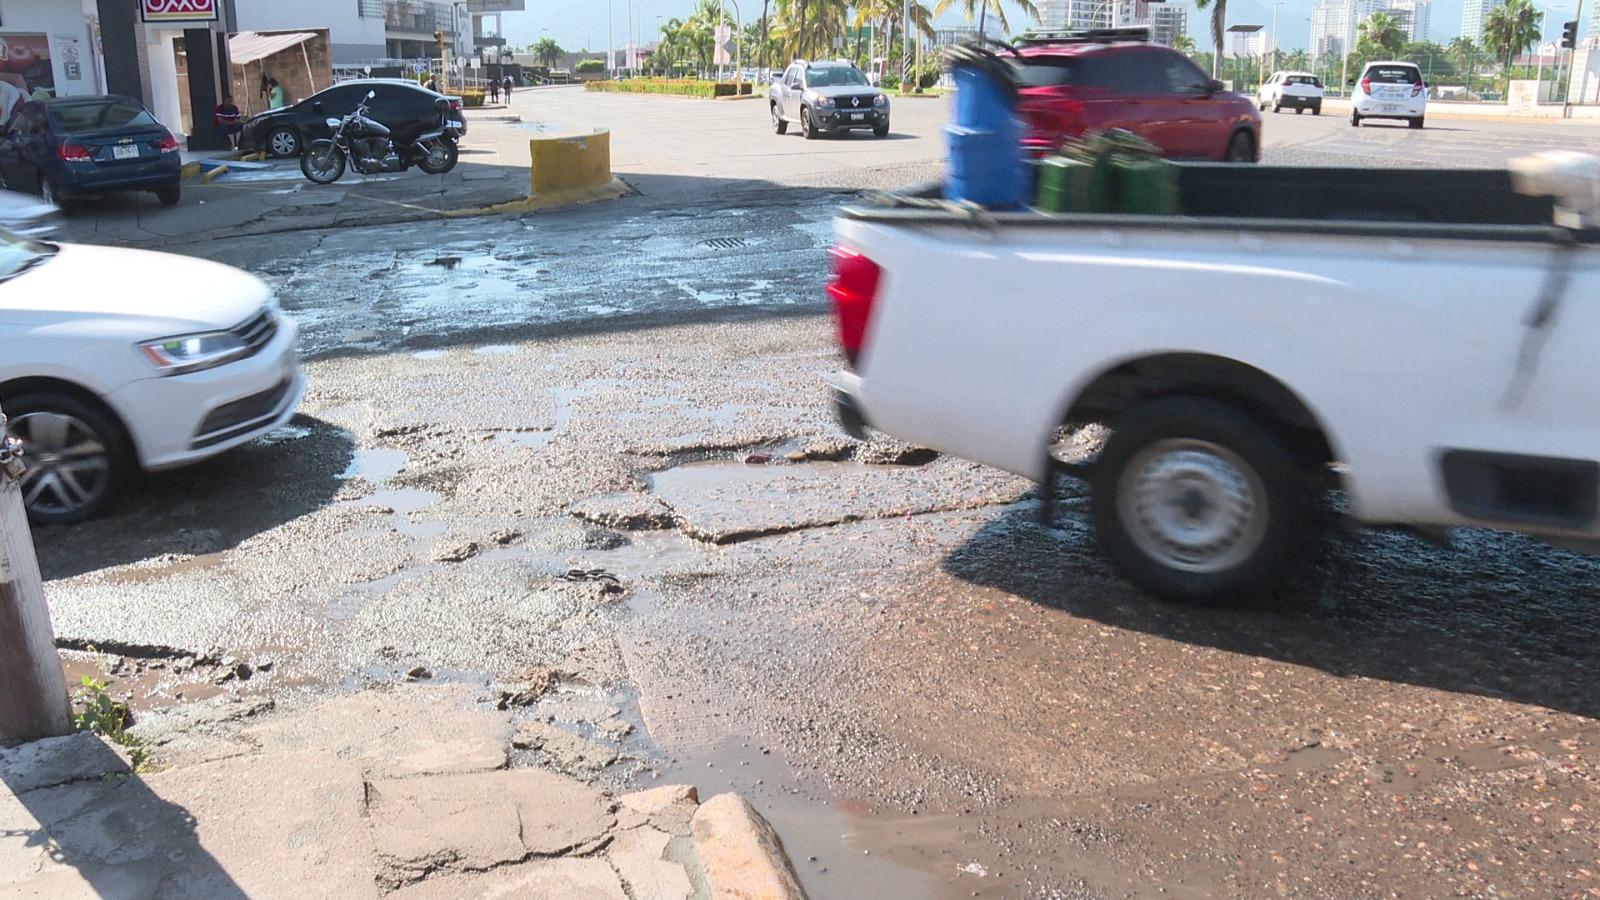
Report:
358,487,441,516
341,447,409,482
493,430,555,451
412,349,447,360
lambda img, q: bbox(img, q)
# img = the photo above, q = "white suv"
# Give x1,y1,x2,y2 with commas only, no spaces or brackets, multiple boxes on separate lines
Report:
1349,60,1426,129
1257,71,1324,115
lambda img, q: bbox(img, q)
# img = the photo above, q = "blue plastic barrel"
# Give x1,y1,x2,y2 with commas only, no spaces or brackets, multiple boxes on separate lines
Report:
945,62,1028,208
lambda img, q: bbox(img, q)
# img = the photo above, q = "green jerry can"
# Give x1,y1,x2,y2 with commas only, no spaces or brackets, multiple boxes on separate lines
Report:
1112,152,1181,215
1036,152,1115,213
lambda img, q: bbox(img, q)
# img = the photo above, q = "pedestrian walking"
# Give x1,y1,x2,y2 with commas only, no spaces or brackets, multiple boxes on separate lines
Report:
425,74,440,93
503,75,513,103
488,78,499,104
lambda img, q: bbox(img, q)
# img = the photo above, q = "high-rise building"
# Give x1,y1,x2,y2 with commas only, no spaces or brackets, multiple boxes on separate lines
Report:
1037,0,1115,32
1310,0,1351,65
1148,3,1189,46
1389,0,1432,41
1460,0,1493,42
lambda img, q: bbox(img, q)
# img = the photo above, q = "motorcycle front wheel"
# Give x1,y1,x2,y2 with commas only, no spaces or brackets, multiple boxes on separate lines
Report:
416,138,459,175
300,141,346,184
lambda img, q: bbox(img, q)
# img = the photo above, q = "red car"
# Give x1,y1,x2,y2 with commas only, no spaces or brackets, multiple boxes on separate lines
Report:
1008,32,1261,162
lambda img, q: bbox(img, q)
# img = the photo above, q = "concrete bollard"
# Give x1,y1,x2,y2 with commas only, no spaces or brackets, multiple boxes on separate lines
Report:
528,128,612,197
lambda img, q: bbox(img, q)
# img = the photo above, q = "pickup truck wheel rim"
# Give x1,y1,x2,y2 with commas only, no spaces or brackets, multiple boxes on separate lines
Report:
1117,439,1268,574
11,411,112,518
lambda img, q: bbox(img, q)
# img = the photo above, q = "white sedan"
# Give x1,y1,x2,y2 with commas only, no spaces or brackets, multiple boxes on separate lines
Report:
0,229,303,523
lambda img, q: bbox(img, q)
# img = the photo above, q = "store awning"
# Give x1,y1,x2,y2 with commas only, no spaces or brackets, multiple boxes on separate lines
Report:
228,31,317,67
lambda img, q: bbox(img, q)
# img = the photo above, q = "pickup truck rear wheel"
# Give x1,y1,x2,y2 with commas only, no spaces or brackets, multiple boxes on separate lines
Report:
1089,397,1315,605
772,104,788,135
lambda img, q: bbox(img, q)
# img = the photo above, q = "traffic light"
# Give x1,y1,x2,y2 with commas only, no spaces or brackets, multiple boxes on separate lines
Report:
1561,20,1578,50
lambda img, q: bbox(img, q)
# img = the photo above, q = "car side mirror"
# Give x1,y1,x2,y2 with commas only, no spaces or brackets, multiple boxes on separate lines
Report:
312,101,325,114
1346,78,1355,86
1207,79,1225,93
366,90,376,100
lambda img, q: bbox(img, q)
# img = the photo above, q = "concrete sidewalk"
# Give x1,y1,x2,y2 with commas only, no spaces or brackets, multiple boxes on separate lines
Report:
0,684,806,899
59,107,604,248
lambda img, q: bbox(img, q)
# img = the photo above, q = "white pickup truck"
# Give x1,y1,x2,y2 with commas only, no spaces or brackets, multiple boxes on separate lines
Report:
828,154,1600,603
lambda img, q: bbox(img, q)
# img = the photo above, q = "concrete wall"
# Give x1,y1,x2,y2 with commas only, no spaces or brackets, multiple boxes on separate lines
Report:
226,31,334,117
234,0,385,64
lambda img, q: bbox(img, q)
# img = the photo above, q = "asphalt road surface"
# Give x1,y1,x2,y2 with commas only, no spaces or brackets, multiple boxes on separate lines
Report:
37,92,1600,899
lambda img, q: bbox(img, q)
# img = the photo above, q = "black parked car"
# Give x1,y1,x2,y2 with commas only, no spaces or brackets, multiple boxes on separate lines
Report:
241,79,467,158
0,95,182,206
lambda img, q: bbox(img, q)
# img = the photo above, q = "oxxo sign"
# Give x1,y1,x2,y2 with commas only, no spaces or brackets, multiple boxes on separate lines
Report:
140,0,219,23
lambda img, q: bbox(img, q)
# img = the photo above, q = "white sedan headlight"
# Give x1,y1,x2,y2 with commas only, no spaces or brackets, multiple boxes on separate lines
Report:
139,331,251,375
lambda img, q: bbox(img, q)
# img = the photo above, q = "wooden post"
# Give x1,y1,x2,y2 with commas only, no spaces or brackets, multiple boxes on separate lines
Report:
0,406,71,742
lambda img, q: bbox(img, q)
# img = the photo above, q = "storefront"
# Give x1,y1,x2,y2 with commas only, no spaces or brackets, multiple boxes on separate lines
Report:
0,0,105,124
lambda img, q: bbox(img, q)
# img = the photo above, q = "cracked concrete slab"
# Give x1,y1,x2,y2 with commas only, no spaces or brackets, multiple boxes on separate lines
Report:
367,769,614,883
0,732,131,794
512,720,619,774
145,750,379,900
647,458,1030,544
386,857,628,900
609,826,696,900
241,685,508,777
618,784,700,836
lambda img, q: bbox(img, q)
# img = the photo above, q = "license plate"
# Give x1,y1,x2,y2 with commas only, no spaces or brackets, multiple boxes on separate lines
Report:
850,113,865,122
112,145,138,160
1382,104,1400,113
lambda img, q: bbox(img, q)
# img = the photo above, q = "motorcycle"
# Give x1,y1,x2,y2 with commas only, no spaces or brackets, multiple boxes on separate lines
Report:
299,91,462,184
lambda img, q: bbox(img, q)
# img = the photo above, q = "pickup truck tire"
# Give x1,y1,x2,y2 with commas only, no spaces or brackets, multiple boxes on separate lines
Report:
801,107,817,140
772,104,788,135
1089,397,1315,605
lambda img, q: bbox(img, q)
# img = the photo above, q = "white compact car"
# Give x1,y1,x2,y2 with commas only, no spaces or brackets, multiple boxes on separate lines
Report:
0,231,304,523
1257,71,1324,115
1350,60,1426,128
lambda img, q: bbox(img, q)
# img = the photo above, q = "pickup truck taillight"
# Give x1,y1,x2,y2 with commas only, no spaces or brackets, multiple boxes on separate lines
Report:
826,245,881,367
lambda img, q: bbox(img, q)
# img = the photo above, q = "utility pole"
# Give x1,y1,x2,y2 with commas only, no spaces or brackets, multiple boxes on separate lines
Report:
0,407,71,742
903,0,911,92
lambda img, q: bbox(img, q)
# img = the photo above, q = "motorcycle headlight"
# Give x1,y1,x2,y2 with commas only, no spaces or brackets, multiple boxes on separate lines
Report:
813,94,834,109
138,331,251,375
874,93,888,107
325,117,341,128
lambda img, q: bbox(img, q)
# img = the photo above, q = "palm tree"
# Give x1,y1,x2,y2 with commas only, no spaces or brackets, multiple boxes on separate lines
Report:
1482,0,1541,89
932,0,1040,42
1170,33,1197,55
1192,0,1227,77
533,37,565,69
1284,48,1310,71
1447,35,1477,95
1356,11,1405,59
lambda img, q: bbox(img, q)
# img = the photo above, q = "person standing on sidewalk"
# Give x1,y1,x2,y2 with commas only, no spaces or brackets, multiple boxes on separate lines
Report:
267,78,285,109
503,75,513,103
488,78,499,104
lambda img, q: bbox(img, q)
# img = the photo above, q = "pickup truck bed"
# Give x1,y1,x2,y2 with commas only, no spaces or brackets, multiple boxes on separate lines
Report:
830,163,1600,602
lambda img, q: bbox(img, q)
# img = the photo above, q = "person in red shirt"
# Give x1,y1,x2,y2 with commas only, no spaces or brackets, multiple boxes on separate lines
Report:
214,94,242,149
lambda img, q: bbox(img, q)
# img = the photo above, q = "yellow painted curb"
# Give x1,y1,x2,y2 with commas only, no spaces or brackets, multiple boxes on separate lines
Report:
181,162,202,179
529,129,611,196
241,151,266,162
202,165,229,184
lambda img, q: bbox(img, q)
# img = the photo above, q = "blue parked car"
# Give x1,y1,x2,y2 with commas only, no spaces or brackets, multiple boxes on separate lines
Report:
0,95,182,207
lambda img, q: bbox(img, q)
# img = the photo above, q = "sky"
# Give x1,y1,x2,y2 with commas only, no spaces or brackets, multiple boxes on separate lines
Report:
493,0,1568,59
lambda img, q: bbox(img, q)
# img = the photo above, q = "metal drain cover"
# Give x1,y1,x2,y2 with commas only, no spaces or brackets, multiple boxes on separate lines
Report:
699,237,749,250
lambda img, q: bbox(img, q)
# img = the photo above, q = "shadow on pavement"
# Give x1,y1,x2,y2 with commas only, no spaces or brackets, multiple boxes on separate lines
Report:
0,732,248,897
944,497,1600,720
30,414,353,581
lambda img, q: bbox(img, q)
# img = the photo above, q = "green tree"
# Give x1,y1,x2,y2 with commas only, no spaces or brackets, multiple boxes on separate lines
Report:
533,36,565,69
1192,0,1228,77
1283,48,1310,71
1482,0,1542,90
1447,35,1478,95
1169,33,1197,55
1356,11,1406,59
